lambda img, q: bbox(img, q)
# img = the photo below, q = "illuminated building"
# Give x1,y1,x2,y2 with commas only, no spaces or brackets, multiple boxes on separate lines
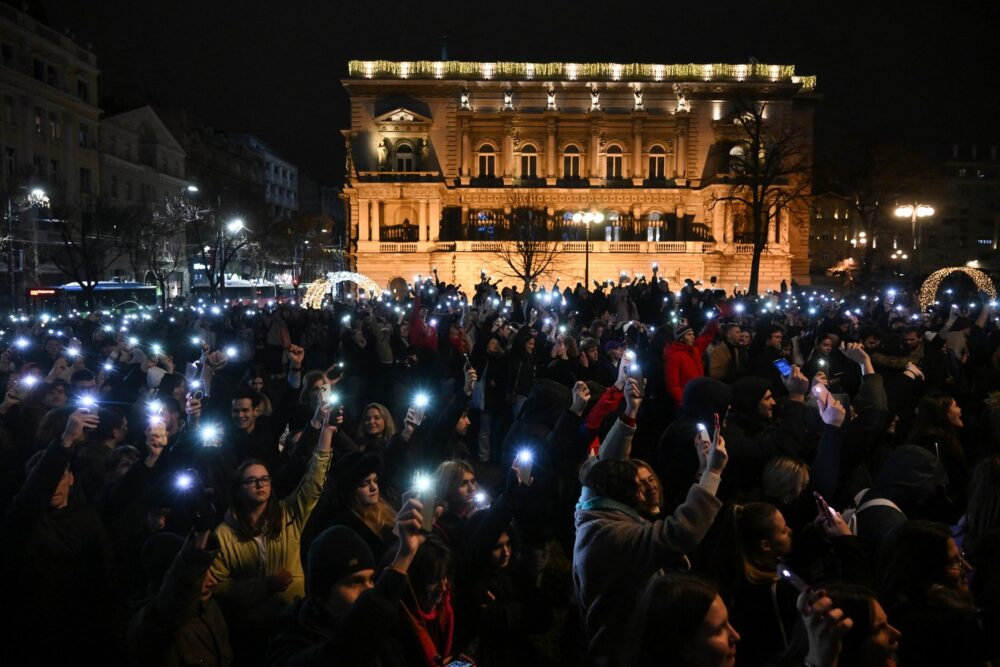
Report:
342,60,816,291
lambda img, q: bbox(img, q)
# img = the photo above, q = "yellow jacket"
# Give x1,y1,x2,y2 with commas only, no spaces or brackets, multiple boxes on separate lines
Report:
210,448,332,629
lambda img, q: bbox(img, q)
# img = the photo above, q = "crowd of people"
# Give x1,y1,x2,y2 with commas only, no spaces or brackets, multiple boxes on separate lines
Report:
2,266,1000,666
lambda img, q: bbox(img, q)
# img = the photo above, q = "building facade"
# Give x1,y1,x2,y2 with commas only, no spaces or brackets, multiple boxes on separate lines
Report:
0,2,101,300
342,60,816,292
231,134,298,219
100,105,191,295
935,144,1000,272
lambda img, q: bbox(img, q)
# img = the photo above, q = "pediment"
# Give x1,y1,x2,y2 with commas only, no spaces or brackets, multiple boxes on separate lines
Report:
375,107,432,129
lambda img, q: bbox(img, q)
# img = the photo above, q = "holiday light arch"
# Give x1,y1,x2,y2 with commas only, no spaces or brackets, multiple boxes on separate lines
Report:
301,272,381,309
918,267,996,310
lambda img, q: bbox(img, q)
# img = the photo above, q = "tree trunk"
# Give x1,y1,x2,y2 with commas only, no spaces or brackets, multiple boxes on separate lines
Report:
158,278,168,309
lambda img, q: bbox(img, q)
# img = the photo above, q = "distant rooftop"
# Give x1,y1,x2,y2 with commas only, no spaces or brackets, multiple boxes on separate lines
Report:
348,60,817,89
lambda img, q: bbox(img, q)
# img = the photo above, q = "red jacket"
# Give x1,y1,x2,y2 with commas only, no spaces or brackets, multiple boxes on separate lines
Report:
408,293,438,351
663,324,718,405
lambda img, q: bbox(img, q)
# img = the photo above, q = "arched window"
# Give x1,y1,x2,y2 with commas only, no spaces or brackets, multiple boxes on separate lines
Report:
477,144,496,177
563,144,581,178
520,144,537,178
648,144,666,179
395,143,414,171
729,144,746,174
606,145,623,179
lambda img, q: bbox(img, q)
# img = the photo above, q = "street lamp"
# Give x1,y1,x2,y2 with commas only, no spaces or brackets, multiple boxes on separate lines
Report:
226,218,245,234
894,203,934,272
6,186,49,309
572,209,604,287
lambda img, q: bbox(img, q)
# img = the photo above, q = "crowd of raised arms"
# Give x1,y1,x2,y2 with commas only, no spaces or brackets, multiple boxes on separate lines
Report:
3,266,1000,667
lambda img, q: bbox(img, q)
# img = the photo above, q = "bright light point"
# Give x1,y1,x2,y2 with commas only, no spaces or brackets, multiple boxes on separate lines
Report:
23,375,38,387
327,392,340,405
734,304,745,313
175,473,194,490
227,218,245,233
79,394,96,408
517,449,533,463
414,393,430,409
191,337,203,346
103,362,113,371
128,337,139,346
475,492,487,504
413,473,432,493
148,400,163,414
201,425,219,441
189,379,201,389
225,346,238,358
14,337,29,349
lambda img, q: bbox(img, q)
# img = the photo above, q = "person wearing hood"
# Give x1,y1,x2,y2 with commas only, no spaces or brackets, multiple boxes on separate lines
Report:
573,429,728,664
208,409,334,665
663,318,720,406
720,368,812,500
851,445,952,553
655,377,732,509
324,451,397,563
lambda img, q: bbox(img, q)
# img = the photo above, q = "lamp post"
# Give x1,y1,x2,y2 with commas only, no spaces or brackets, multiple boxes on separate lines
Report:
6,187,49,309
894,204,934,274
572,209,604,287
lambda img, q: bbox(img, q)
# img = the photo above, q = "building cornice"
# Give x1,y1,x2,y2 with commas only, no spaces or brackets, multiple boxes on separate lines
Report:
346,60,816,90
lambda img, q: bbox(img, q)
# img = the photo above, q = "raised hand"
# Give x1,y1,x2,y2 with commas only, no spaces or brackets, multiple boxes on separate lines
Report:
570,381,591,416
61,408,99,447
781,364,810,398
287,344,305,369
798,590,853,667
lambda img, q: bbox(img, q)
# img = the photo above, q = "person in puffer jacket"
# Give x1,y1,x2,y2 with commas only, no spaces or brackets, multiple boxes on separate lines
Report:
663,319,719,406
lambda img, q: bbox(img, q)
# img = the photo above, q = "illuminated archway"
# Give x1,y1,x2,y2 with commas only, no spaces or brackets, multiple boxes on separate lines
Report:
301,272,381,309
918,267,996,309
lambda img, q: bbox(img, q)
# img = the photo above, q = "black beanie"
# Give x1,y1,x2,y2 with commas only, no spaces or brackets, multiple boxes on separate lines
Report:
330,451,382,509
141,532,185,589
306,526,376,597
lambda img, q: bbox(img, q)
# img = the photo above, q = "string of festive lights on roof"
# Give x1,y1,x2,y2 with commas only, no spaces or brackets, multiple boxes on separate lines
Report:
918,267,996,310
348,60,817,89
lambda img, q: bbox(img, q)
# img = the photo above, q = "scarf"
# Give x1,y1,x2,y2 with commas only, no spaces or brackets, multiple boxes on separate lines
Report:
402,584,454,666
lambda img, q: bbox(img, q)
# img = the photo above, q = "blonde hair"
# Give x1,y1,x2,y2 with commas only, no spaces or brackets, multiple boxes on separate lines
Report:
434,459,475,513
762,457,810,505
355,402,396,441
351,495,396,538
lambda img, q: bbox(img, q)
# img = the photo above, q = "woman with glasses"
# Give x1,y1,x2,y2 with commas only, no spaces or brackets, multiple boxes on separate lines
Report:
209,408,334,665
880,520,987,666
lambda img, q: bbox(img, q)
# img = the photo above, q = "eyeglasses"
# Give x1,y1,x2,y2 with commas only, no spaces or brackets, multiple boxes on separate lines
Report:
242,476,271,487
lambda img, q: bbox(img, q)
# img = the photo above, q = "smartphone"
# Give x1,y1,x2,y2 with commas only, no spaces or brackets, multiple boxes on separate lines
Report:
403,486,436,533
462,353,473,371
813,491,837,525
776,562,811,592
773,358,792,378
812,382,831,407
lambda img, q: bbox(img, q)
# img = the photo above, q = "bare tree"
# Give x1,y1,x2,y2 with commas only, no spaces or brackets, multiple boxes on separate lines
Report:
494,189,562,292
709,100,812,295
47,197,139,309
818,134,935,280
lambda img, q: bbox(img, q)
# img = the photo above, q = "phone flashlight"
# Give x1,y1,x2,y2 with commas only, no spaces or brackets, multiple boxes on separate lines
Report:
414,393,430,409
225,346,238,359
201,425,220,444
326,392,341,406
103,362,113,371
515,448,534,481
15,337,30,349
175,472,194,491
128,337,139,347
78,394,97,409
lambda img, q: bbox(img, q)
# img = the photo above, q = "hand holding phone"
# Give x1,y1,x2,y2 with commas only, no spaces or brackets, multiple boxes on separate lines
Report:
777,562,811,593
773,358,792,378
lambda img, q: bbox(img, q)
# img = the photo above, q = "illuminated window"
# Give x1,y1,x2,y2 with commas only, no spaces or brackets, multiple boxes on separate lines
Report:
477,144,496,177
606,145,623,179
648,145,666,179
395,143,414,171
520,144,537,178
563,144,580,178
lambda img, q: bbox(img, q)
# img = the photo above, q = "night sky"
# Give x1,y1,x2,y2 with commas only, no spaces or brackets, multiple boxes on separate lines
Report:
38,0,1000,186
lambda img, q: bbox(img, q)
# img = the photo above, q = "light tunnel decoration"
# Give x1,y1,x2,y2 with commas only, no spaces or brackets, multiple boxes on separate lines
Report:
302,272,381,310
918,267,996,310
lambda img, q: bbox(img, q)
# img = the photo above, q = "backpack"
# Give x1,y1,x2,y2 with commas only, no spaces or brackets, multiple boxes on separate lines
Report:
842,488,905,536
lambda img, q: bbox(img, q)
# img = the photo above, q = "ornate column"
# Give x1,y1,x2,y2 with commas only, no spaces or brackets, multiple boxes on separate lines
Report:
418,199,428,242
632,117,644,184
358,197,370,242
502,118,514,178
674,117,689,179
369,199,380,242
589,118,602,182
460,118,471,182
546,117,557,184
712,200,726,244
429,199,441,241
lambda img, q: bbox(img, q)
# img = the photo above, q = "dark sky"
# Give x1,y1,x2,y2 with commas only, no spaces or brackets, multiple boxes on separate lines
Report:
37,0,1000,185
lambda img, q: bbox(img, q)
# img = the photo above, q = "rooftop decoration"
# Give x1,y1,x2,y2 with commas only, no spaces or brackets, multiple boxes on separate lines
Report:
348,60,817,90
